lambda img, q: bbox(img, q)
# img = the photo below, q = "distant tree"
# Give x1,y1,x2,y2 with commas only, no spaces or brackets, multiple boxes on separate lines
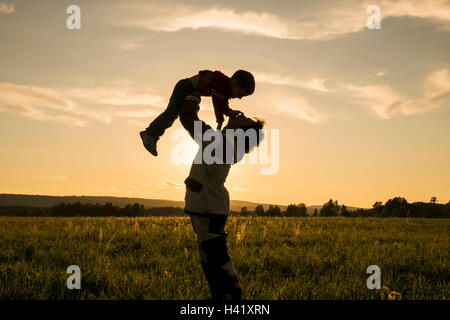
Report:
285,204,296,217
273,205,281,216
444,201,450,218
373,201,383,209
133,203,144,216
320,199,339,217
266,205,281,216
240,206,250,216
430,196,437,204
254,205,264,216
372,201,383,217
312,208,318,217
297,203,307,217
340,204,350,217
383,197,409,217
122,203,145,216
285,203,307,217
353,208,366,217
408,202,444,218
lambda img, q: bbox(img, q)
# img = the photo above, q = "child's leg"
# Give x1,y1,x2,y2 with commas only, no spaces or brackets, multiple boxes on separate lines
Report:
189,213,242,300
146,78,194,140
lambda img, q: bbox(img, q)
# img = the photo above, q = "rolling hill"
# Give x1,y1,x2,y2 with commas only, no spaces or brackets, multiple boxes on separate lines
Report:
0,193,363,215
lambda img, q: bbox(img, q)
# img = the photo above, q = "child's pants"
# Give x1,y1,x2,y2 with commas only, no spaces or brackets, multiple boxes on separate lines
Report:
189,212,242,300
146,78,195,139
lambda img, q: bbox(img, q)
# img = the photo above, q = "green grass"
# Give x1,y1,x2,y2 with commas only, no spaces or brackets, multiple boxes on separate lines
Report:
0,216,448,299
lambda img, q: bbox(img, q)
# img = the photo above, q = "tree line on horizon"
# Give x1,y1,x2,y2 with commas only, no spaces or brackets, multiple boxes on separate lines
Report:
0,196,448,218
239,196,449,218
0,203,184,217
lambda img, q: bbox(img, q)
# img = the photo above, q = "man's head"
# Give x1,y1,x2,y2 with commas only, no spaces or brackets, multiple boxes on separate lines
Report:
223,113,265,156
230,70,255,99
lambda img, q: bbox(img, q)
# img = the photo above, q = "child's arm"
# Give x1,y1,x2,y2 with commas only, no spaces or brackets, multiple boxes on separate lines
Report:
212,94,231,124
210,71,232,124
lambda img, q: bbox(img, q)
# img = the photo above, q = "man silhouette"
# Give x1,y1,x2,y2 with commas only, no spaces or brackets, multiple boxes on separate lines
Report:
178,93,265,300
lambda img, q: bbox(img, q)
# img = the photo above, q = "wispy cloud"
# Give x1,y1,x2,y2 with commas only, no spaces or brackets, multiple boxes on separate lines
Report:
267,94,325,123
112,37,145,50
108,185,154,198
383,0,450,22
0,82,166,127
161,180,185,190
62,86,162,106
233,186,252,192
115,0,450,41
0,2,14,14
342,68,450,119
121,6,294,39
0,82,110,127
255,72,329,92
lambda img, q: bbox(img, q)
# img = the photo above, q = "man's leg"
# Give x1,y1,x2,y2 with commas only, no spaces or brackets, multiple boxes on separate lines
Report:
189,213,242,300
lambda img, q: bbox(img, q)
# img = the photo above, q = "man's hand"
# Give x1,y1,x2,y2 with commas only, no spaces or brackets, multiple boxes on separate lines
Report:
216,121,223,130
229,109,243,117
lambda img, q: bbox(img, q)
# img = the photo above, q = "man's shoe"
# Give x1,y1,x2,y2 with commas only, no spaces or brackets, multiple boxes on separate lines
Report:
140,131,158,156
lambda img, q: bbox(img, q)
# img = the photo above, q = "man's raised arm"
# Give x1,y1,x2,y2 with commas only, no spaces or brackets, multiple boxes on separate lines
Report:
179,94,212,142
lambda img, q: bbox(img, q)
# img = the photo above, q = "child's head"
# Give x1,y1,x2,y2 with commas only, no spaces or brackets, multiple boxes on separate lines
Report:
230,70,255,99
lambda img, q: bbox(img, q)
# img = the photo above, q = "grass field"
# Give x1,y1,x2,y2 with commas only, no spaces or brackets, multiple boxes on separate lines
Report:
0,216,448,300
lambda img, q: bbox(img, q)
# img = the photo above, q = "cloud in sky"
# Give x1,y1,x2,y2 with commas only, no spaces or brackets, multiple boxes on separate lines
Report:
0,2,14,14
62,86,162,106
342,68,450,119
383,0,450,22
228,70,328,122
112,37,145,50
116,0,450,41
233,186,252,192
267,94,325,123
162,180,185,190
0,82,96,127
0,82,166,127
121,6,293,39
255,72,329,92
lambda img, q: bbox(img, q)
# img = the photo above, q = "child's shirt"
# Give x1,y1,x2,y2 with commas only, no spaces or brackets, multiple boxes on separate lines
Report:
198,70,232,124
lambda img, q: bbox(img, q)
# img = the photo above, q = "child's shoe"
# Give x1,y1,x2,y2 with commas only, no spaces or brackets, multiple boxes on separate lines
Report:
139,131,158,156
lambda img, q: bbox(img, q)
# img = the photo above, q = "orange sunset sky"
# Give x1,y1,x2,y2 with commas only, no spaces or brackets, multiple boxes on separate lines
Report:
0,0,449,208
